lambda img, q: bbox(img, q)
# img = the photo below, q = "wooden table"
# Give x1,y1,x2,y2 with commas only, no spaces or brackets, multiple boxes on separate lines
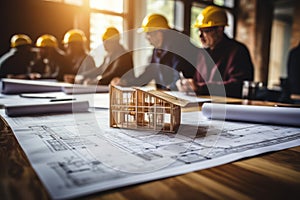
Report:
1,102,300,199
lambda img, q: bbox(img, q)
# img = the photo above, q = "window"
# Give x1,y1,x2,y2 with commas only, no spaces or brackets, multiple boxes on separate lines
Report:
89,0,126,66
90,0,123,13
64,0,83,6
89,13,124,65
146,0,175,28
44,0,84,6
133,0,184,74
213,0,234,8
44,0,127,66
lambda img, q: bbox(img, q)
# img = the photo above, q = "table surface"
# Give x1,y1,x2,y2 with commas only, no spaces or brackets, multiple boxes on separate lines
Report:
1,99,300,200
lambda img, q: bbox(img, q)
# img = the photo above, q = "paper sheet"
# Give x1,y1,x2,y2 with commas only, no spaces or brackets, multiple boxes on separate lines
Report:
202,103,300,126
1,109,300,199
0,92,109,110
164,91,211,103
62,85,109,94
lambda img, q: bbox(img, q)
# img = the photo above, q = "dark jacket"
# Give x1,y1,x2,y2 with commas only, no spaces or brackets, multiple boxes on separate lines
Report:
99,45,134,85
287,44,300,94
194,34,254,98
81,44,134,85
122,29,197,90
0,46,35,78
30,48,66,79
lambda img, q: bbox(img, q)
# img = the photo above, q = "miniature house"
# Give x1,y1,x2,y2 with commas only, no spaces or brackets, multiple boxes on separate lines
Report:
109,85,189,133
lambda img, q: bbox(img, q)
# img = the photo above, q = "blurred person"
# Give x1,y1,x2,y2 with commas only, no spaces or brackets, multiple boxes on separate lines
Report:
114,13,197,90
81,27,133,85
176,6,254,98
0,34,35,79
59,29,96,83
287,42,300,95
29,34,66,80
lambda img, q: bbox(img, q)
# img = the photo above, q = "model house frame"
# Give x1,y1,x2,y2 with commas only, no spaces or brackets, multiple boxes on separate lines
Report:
109,85,189,133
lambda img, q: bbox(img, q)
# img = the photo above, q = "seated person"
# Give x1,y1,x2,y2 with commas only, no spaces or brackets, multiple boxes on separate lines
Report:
0,34,35,79
81,27,133,85
58,29,97,83
176,6,254,98
29,34,66,79
114,14,197,91
287,42,300,95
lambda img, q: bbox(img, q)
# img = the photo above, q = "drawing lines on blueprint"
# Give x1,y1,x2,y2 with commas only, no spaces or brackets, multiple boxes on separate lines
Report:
2,110,300,199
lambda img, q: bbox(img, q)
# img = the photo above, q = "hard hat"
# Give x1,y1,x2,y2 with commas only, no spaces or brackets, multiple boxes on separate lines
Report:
102,27,120,41
10,34,32,48
194,6,228,28
139,13,170,32
62,29,87,44
36,34,58,48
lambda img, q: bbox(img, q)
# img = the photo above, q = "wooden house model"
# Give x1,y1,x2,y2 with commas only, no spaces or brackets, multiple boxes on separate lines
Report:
109,85,189,133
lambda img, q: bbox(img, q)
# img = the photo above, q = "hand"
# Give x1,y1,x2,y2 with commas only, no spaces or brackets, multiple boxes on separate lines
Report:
7,74,28,79
28,73,42,80
83,78,98,85
176,78,196,93
110,77,121,86
74,75,84,84
63,74,75,84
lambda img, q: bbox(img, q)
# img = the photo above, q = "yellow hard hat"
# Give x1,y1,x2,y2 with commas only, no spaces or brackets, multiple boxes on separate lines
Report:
139,13,170,32
62,29,87,44
102,27,120,41
36,34,58,48
194,6,228,28
10,34,32,48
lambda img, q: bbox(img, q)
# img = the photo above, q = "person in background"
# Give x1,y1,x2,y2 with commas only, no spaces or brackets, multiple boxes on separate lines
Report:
81,27,133,85
114,13,197,90
176,6,254,98
287,42,300,95
0,34,35,79
29,34,66,80
59,29,96,83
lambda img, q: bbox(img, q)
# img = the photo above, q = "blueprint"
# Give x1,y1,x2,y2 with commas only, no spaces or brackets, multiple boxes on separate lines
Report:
2,109,300,199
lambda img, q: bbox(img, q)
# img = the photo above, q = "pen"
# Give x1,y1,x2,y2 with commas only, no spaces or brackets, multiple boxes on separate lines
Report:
20,94,56,99
179,72,189,95
50,98,76,102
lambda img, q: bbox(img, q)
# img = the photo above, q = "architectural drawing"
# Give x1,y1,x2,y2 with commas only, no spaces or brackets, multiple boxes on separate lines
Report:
2,110,300,199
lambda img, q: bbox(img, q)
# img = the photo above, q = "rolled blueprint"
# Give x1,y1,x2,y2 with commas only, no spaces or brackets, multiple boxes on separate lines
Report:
202,103,300,127
5,101,89,117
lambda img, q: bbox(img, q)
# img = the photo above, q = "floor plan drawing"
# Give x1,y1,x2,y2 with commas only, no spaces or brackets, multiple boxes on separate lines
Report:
2,110,300,199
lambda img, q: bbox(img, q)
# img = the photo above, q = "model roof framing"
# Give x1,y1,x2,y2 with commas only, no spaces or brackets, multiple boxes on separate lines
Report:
109,85,189,133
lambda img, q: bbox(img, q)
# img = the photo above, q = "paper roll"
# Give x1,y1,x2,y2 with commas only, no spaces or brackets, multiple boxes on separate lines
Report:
5,101,89,117
202,103,300,127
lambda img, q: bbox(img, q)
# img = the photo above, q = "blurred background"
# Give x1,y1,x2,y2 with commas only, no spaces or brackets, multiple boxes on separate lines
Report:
0,0,299,89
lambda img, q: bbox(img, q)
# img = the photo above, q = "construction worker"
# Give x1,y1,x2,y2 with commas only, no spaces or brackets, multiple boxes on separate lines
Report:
81,27,133,85
114,13,197,90
287,42,300,95
59,29,96,83
176,5,254,98
29,34,66,79
0,34,35,79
